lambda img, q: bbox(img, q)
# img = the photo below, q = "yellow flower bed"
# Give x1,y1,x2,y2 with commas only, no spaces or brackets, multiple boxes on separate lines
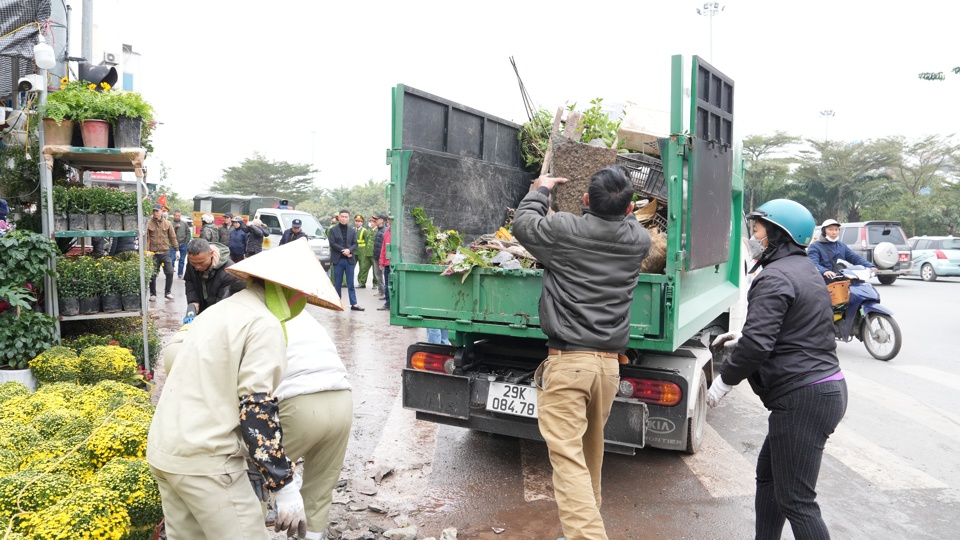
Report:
28,347,80,384
78,346,139,385
0,380,162,539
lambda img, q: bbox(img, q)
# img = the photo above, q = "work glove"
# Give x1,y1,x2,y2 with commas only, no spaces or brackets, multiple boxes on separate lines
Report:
275,477,307,539
710,331,741,354
707,378,733,408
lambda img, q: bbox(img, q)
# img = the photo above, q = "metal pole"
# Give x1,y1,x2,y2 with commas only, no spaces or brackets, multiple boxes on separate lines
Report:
137,169,149,372
38,69,60,337
81,0,93,62
820,110,835,142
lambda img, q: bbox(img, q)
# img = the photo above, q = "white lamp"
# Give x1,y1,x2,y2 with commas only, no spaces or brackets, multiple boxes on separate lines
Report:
34,35,55,70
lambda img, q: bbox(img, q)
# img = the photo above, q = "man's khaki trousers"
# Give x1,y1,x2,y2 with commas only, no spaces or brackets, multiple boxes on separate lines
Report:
150,466,269,540
279,389,353,534
537,351,620,540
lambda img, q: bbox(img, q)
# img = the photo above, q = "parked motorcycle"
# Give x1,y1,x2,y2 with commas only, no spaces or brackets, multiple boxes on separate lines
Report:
828,261,902,361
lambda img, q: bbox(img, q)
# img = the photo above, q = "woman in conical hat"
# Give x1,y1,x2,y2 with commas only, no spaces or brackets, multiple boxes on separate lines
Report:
148,239,340,540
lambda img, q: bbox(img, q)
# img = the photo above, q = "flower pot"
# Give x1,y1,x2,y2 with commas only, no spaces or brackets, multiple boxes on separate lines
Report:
43,118,75,146
79,296,101,314
114,116,142,148
121,294,141,312
102,293,122,313
69,213,87,230
80,119,110,148
87,213,105,231
105,214,122,231
60,296,80,316
54,213,68,232
123,215,139,231
0,367,37,391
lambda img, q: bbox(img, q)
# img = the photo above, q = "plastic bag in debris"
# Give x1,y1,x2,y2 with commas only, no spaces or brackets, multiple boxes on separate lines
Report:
491,251,522,270
450,252,466,264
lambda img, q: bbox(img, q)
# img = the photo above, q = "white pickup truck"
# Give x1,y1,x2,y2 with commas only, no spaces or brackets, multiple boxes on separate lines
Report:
254,208,331,270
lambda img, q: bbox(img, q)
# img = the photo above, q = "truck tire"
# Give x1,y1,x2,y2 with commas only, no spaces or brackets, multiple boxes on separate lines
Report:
877,275,898,285
684,375,707,454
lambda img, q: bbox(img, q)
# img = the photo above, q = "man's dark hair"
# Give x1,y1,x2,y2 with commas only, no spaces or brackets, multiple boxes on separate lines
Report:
188,238,210,256
587,166,634,216
339,209,350,215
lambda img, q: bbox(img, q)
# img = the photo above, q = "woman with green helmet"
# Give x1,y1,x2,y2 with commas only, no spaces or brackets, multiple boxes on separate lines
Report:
709,199,847,540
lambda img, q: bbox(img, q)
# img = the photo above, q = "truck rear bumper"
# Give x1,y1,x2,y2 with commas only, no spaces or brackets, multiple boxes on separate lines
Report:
402,368,648,455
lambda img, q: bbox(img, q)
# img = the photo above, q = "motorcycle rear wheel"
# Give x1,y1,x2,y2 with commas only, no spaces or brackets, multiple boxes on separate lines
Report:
861,313,902,361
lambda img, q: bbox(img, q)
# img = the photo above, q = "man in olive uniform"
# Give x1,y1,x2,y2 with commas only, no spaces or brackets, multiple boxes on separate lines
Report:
217,213,233,244
354,214,375,288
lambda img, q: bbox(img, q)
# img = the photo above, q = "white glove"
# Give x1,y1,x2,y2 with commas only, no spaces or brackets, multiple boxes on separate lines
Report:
275,480,307,539
707,378,733,408
710,331,741,354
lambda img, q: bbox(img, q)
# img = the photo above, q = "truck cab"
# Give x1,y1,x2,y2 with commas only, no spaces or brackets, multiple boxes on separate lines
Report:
387,55,744,455
254,208,331,270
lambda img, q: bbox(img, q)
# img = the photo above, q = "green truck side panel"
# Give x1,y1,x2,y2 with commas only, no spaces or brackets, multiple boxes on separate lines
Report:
388,55,744,353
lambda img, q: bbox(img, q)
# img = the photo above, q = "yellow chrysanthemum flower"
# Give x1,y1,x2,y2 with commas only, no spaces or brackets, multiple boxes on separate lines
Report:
100,82,111,91
88,83,96,90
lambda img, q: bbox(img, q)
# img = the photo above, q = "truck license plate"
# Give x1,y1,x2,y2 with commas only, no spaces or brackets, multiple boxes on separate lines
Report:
486,382,538,419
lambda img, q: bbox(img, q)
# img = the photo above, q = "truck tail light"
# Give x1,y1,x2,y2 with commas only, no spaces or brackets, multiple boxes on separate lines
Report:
618,377,682,406
860,228,867,250
935,250,947,260
410,352,455,374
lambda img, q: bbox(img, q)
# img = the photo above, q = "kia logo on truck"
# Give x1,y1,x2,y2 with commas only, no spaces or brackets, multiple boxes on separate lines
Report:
648,417,676,434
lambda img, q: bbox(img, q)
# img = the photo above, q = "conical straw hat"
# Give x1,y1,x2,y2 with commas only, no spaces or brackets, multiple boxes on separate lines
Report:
226,239,344,311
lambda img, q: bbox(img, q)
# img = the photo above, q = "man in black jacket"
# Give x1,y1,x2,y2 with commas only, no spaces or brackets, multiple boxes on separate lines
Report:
279,218,307,245
513,166,650,540
328,210,363,311
184,238,246,314
371,214,388,297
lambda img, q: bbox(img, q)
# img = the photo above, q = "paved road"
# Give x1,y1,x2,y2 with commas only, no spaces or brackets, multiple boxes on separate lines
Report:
153,273,960,539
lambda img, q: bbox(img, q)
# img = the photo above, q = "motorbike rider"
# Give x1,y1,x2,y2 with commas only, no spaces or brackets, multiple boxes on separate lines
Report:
807,219,876,280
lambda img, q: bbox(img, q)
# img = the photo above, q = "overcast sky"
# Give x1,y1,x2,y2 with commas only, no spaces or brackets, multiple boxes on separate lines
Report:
91,0,960,200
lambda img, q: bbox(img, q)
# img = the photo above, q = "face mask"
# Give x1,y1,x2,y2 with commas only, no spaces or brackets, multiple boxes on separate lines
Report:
747,236,764,259
825,233,839,243
161,212,169,219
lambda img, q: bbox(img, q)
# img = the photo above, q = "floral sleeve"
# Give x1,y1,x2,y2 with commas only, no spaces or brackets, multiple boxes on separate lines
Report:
239,392,293,491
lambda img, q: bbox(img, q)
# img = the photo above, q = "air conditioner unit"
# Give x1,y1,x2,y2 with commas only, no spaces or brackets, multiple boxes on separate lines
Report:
102,51,119,66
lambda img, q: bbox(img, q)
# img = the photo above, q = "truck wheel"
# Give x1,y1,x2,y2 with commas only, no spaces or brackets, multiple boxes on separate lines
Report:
877,275,898,285
684,376,707,454
920,263,938,282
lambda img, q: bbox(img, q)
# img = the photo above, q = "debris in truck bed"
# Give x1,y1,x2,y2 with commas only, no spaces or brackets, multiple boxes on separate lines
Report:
549,135,618,215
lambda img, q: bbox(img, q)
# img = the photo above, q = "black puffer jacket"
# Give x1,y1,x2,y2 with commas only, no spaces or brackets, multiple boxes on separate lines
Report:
243,223,269,256
720,242,840,407
184,243,247,313
513,188,651,352
373,226,387,266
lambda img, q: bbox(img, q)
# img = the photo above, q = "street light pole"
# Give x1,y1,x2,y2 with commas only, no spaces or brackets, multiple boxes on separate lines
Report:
696,2,725,62
820,110,835,141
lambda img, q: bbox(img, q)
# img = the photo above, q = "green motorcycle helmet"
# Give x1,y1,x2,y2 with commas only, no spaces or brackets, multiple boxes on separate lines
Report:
745,199,816,247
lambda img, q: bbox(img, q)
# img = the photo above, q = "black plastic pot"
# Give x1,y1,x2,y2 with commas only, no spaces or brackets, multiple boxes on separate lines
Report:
79,296,101,315
105,214,122,231
121,294,140,312
68,214,87,230
114,116,143,148
87,213,105,231
123,215,139,231
60,297,79,316
101,294,122,313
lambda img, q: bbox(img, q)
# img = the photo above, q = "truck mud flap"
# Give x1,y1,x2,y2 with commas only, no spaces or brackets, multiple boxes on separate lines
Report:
402,369,470,419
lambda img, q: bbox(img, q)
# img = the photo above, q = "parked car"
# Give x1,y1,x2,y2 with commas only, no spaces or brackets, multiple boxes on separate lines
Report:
905,236,960,281
838,221,912,285
254,208,331,270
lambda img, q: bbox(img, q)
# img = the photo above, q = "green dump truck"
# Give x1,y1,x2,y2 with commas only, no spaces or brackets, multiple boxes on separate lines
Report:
387,55,745,454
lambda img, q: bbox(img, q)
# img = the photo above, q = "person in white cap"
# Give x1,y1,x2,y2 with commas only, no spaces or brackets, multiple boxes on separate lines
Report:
807,219,875,281
148,239,343,540
199,213,218,243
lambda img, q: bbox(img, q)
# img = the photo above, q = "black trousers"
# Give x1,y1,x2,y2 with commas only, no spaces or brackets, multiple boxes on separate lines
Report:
149,252,174,296
755,379,847,540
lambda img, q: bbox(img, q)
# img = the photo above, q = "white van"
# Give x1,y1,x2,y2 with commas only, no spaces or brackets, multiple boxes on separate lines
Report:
254,208,331,270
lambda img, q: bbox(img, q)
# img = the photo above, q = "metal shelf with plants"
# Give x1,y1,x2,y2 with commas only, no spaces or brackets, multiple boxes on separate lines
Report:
40,146,154,371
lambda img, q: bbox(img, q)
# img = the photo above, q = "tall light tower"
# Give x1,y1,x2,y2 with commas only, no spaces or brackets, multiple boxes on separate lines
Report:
696,2,725,63
820,110,835,141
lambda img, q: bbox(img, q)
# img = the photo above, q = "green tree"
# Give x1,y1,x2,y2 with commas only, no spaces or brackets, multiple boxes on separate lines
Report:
294,179,388,227
742,131,801,211
791,139,897,223
210,154,317,200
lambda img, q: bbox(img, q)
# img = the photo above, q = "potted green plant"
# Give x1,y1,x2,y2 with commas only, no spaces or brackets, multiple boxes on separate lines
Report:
40,78,85,146
118,258,142,312
122,192,140,231
57,256,81,316
52,185,69,231
104,90,156,149
67,187,89,230
75,256,102,314
74,81,113,148
0,229,59,293
86,186,109,231
103,188,126,231
100,258,123,313
0,285,56,387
